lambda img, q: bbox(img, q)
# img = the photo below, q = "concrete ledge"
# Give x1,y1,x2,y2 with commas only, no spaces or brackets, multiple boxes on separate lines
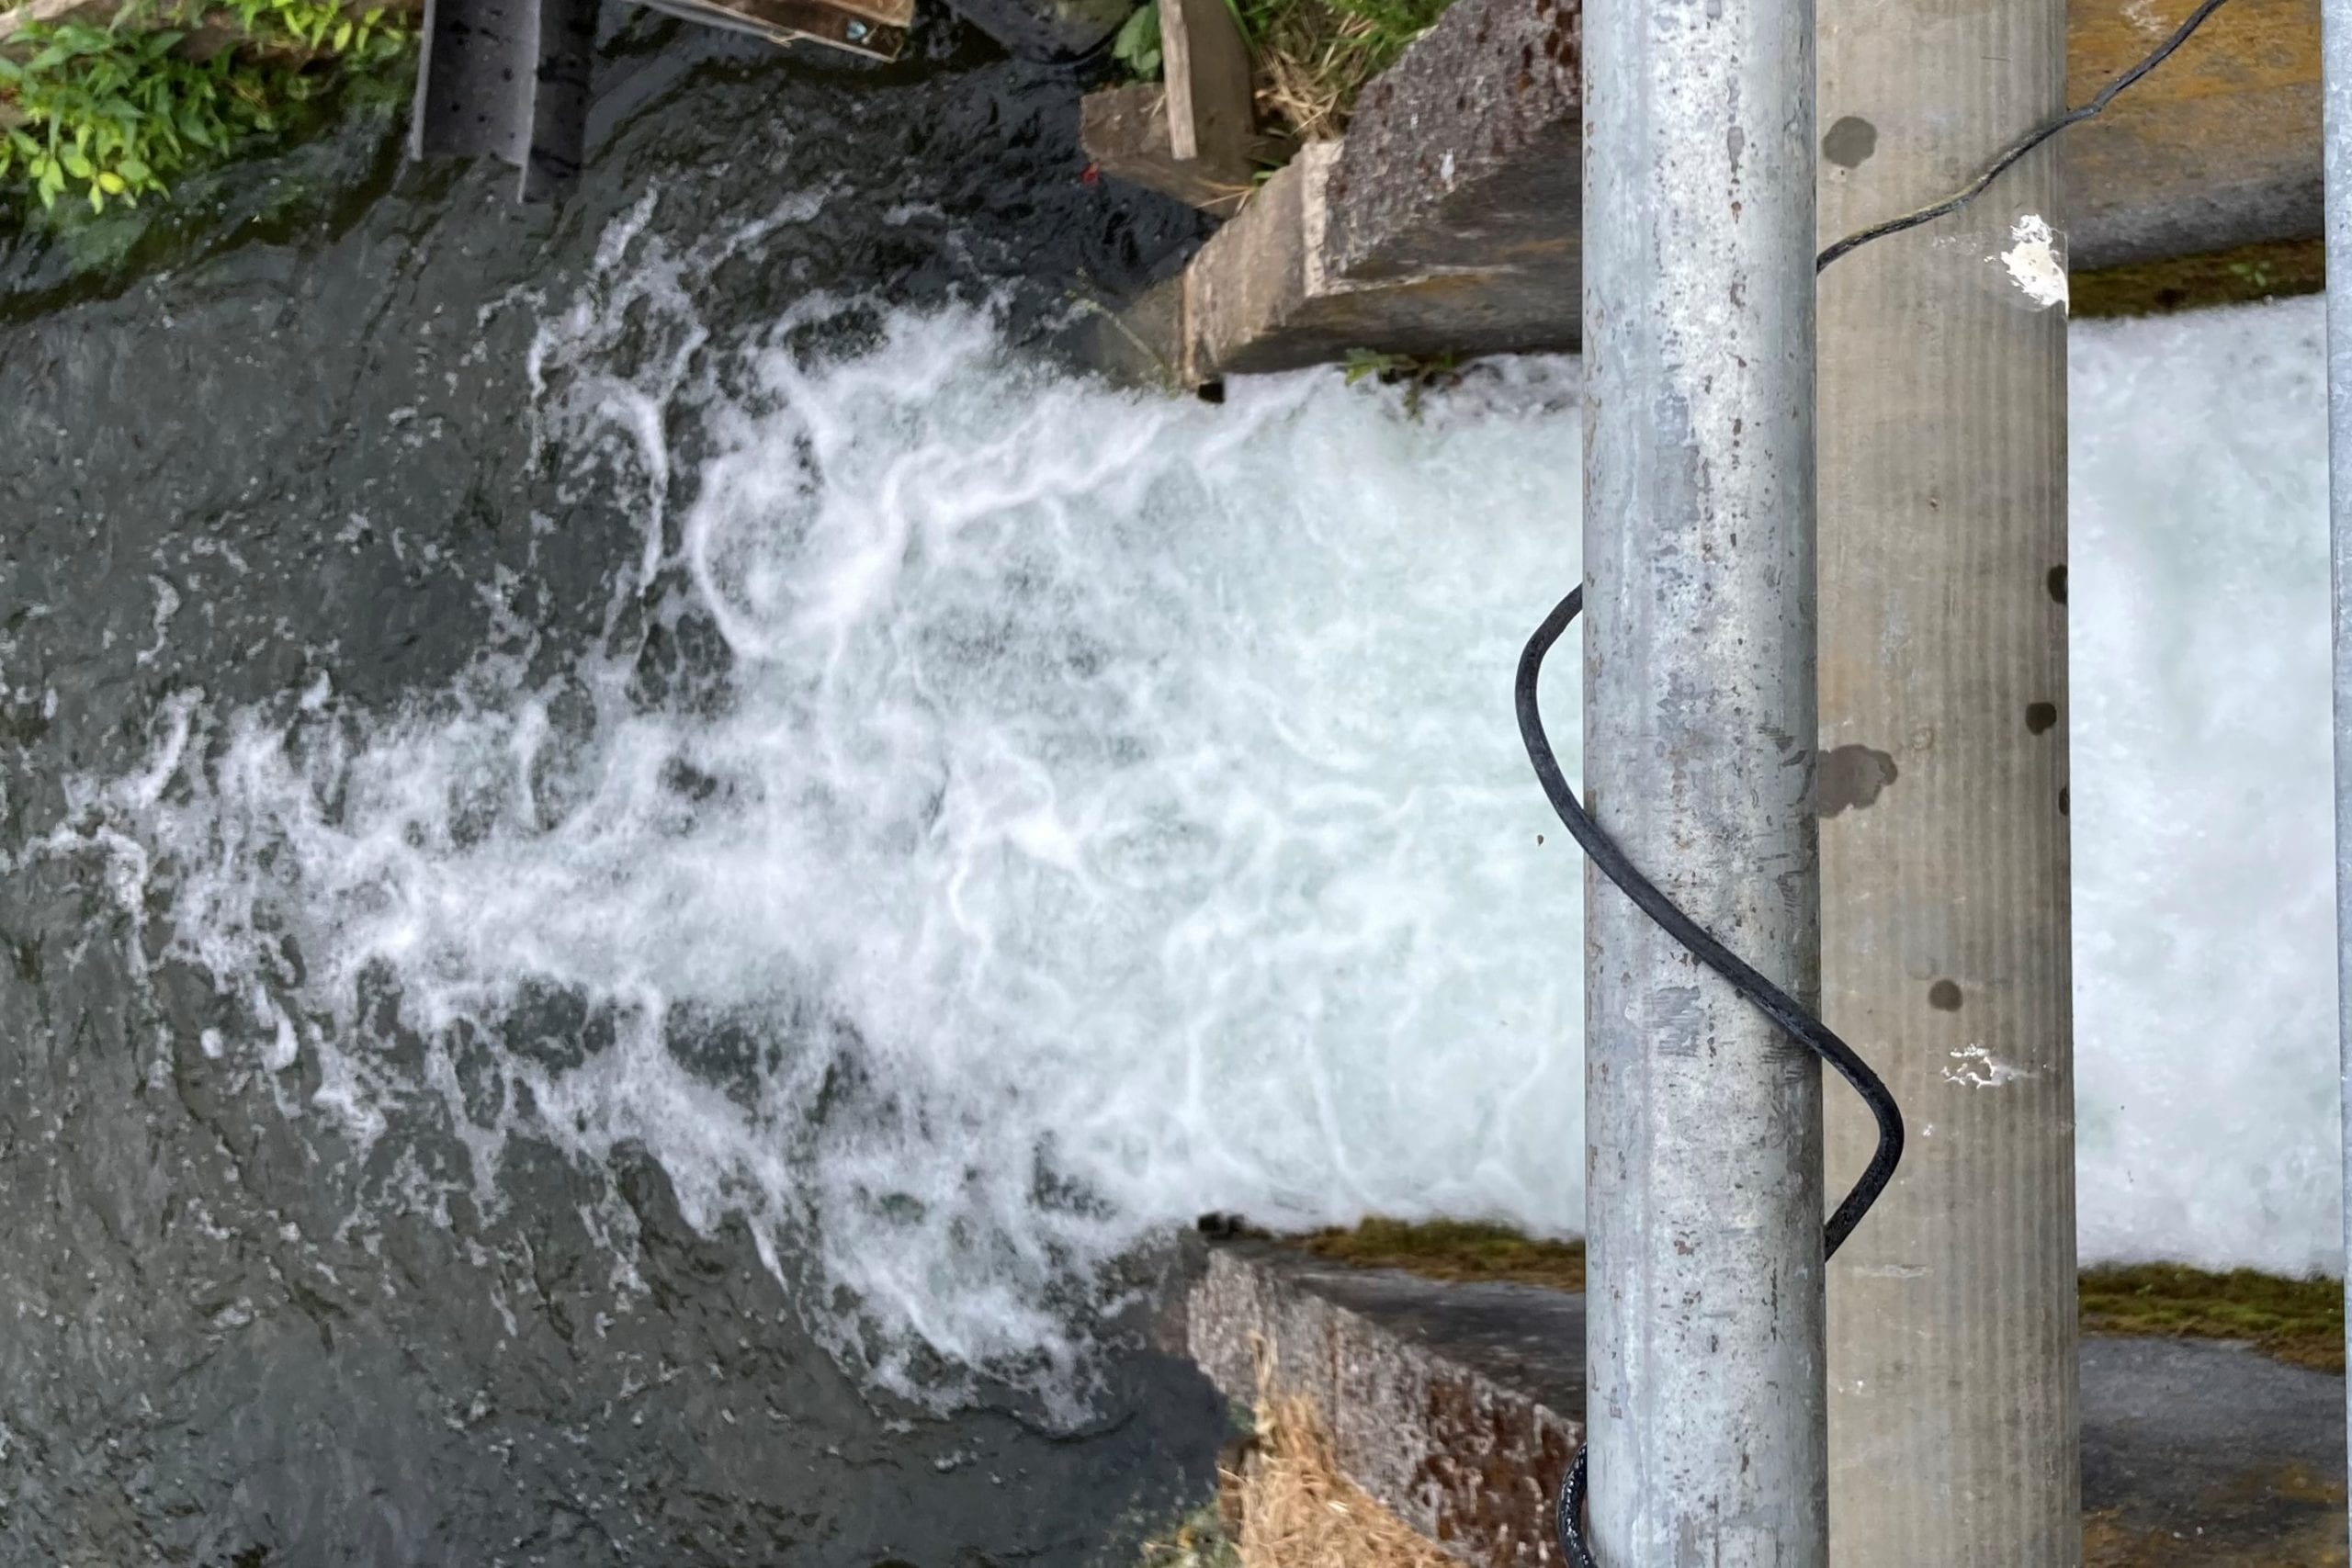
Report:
1113,0,2328,382
1184,1241,2352,1567
1136,0,1583,384
2064,0,2320,270
1160,130,1581,382
1187,1242,1581,1568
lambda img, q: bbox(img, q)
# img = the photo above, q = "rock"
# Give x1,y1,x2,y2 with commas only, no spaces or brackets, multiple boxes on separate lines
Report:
939,0,1136,60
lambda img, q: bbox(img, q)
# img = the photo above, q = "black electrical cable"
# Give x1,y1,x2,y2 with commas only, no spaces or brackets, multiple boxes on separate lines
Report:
1517,593,1905,1249
1532,0,2242,1557
1815,0,2236,274
1517,589,1902,1568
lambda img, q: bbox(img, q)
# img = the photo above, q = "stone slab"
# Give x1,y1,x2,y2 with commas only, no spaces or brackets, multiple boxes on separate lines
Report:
1080,82,1288,216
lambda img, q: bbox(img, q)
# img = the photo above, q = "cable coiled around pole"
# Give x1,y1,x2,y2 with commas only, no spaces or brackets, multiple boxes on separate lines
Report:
1522,4,2243,1556
1515,588,1904,1568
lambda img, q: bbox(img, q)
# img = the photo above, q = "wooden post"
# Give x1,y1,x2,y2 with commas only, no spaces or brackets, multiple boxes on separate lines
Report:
1816,0,2079,1555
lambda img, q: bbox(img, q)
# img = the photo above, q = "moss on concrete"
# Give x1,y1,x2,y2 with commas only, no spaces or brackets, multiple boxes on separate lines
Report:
2085,1459,2349,1566
2073,237,2324,319
1286,1220,2344,1374
2085,1508,2348,1567
1294,1217,1586,1291
2080,1262,2345,1373
1136,1502,1243,1568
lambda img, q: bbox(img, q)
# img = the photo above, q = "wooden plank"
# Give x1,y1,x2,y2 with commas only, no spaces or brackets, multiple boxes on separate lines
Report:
639,0,908,58
1161,0,1254,166
1081,81,1290,214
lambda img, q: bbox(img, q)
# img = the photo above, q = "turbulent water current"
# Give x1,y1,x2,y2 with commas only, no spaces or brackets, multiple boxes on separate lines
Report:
0,12,2338,1562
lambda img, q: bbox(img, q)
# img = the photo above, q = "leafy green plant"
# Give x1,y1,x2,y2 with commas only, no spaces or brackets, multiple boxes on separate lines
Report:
0,0,411,218
2227,257,2277,293
1113,0,1161,78
1340,345,1461,416
223,0,406,60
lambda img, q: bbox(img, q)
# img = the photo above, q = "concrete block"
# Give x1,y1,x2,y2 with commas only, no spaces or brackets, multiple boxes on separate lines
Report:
1186,1242,1581,1568
1114,0,1584,382
1170,140,1580,382
1324,0,1581,282
2064,0,2321,268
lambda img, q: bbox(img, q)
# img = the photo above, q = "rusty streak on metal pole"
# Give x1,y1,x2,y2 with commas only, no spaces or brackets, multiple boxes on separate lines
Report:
1581,0,1826,1553
1815,0,2079,1556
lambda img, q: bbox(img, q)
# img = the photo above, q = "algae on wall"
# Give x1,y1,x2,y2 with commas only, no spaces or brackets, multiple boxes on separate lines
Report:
2072,237,2325,317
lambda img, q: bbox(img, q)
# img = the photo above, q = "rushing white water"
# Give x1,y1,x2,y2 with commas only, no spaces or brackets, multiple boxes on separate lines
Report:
2072,296,2338,1277
32,206,2343,1400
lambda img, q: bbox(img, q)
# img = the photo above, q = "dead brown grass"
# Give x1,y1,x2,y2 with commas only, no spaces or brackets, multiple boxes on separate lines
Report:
1238,0,1454,141
1245,0,1376,141
1232,1392,1455,1568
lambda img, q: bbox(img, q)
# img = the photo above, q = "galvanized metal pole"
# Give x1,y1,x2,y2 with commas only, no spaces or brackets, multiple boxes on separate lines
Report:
2325,0,2352,1509
1581,0,1826,1554
1814,0,2077,1560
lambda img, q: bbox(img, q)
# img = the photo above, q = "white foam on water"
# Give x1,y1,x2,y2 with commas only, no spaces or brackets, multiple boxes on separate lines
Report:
2071,294,2338,1276
43,210,1587,1406
34,202,2346,1404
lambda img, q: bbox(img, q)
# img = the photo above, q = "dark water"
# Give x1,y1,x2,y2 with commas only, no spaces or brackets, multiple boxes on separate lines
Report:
0,13,1227,1564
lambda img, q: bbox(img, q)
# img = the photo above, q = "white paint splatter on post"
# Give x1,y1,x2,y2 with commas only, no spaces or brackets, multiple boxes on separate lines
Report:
1944,1044,2029,1088
1996,214,2070,311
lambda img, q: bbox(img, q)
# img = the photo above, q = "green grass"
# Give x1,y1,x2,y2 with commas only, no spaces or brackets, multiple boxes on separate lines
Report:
1114,0,1458,141
1236,0,1452,139
1287,1220,2345,1372
2080,1262,2344,1372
